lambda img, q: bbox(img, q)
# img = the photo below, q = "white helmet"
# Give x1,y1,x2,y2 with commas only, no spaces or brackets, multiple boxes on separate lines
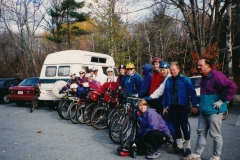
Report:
82,82,89,87
79,69,86,73
70,83,78,89
106,67,114,72
85,73,93,78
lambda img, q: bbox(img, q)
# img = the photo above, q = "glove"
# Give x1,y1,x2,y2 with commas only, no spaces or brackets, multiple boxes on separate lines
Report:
213,100,223,110
59,89,64,94
143,97,152,101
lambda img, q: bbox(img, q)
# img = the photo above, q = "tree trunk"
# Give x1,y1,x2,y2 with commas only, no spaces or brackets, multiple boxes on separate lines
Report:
225,0,232,78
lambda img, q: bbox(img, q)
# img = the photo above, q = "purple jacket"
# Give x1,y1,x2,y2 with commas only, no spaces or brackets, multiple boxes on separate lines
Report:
199,69,238,114
137,108,170,139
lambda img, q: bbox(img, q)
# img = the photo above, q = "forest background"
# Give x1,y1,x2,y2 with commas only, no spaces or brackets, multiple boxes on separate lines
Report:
0,0,239,93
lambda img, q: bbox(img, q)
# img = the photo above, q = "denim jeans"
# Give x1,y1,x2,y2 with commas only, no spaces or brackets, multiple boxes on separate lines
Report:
194,113,223,156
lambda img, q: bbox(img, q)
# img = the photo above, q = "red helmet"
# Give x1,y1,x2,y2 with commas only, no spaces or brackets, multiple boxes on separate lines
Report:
151,57,162,64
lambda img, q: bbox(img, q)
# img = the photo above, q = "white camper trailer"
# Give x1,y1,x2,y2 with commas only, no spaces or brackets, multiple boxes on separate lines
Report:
38,50,117,102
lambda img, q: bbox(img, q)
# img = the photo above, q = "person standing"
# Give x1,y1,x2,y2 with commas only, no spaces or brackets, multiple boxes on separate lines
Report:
144,62,171,113
92,67,106,85
121,63,142,96
116,64,126,88
162,62,198,158
148,57,164,114
138,64,152,98
184,57,238,160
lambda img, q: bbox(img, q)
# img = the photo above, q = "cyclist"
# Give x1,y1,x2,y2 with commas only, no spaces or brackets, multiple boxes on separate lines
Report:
59,73,81,94
120,63,142,97
85,73,101,93
148,57,164,114
106,67,116,82
116,64,126,88
144,62,171,113
78,69,87,84
137,99,170,159
69,83,90,104
138,64,152,98
92,67,106,85
162,62,198,158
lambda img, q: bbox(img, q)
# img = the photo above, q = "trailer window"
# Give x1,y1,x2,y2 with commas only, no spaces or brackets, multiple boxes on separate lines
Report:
45,66,57,77
58,66,70,76
91,57,106,63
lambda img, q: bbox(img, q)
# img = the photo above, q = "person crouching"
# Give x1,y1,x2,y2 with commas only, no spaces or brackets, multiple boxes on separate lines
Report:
137,99,171,159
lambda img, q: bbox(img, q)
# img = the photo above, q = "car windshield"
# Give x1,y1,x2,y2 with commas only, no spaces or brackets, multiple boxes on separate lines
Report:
19,78,39,86
190,77,201,87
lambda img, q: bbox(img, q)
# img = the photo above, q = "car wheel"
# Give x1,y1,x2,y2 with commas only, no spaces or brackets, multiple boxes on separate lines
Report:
16,101,26,106
3,95,10,103
52,80,67,99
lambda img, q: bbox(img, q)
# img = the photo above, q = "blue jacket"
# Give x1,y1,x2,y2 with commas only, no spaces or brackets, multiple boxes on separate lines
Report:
162,74,198,108
199,69,238,114
122,72,143,95
137,108,170,139
70,86,90,98
138,64,152,98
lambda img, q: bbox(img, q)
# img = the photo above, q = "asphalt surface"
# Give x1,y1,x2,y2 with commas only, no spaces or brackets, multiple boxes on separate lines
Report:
0,102,240,160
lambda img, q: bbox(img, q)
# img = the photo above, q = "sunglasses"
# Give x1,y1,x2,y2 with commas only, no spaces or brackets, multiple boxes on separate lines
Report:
79,72,84,74
127,68,133,70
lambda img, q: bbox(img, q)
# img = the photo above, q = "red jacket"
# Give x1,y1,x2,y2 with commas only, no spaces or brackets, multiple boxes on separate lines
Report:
149,71,164,94
99,81,118,94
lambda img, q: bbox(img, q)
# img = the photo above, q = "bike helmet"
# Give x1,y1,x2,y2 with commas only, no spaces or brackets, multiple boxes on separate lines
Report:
69,73,76,77
159,62,170,68
70,83,78,89
106,67,114,72
85,73,93,78
92,67,98,71
117,146,131,157
118,64,126,69
79,69,86,73
126,63,135,69
151,57,162,64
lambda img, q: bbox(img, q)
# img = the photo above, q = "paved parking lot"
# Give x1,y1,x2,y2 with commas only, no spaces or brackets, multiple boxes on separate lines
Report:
0,102,240,160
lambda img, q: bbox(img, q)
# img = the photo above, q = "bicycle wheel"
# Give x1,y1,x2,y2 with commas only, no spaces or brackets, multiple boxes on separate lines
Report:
69,103,80,124
107,108,119,127
59,100,71,120
108,114,126,144
30,95,38,113
222,111,228,120
57,99,66,119
90,106,108,130
120,116,137,147
76,103,85,124
83,103,96,126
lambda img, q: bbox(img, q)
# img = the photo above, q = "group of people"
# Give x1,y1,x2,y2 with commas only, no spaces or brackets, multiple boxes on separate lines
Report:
58,57,238,160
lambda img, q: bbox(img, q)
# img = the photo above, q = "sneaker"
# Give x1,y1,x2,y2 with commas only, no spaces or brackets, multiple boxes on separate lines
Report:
210,156,221,160
182,153,201,160
183,148,192,157
146,150,161,159
168,147,184,154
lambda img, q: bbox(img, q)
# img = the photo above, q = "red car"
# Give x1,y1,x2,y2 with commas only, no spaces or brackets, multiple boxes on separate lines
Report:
8,77,39,106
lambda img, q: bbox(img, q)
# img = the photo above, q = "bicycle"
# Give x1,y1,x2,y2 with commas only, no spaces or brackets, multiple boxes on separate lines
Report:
30,87,40,113
57,90,74,120
69,97,88,124
90,90,118,130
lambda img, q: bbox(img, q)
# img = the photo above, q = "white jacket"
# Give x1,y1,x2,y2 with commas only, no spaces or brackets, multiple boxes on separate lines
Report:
93,74,107,86
150,73,171,99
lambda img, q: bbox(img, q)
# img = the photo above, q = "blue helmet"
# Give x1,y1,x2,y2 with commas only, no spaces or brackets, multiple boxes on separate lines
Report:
159,62,170,68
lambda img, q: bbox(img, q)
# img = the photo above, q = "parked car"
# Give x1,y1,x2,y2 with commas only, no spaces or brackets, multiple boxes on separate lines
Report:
0,78,22,103
7,77,39,106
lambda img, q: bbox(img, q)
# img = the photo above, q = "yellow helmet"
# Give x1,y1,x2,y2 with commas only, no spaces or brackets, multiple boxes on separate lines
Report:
126,63,135,69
